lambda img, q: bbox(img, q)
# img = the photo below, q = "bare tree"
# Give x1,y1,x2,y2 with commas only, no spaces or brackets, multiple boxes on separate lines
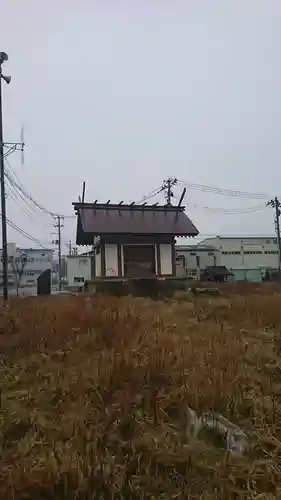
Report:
10,252,27,296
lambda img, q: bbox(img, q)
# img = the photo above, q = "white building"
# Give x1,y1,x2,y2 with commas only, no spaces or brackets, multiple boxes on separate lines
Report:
0,243,53,296
198,236,279,271
66,253,92,286
176,244,221,278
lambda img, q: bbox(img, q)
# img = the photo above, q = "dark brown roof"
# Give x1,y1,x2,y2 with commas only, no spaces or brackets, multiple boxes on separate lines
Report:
73,202,199,245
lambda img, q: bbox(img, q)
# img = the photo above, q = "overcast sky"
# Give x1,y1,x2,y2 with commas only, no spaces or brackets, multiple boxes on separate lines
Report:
1,0,281,251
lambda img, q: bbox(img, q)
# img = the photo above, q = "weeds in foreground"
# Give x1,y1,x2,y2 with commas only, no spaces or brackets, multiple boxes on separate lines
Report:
0,292,281,498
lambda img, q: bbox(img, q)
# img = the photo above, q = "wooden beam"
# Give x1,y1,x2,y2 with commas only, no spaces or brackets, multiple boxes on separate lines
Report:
91,253,96,278
177,188,186,207
100,243,106,277
117,244,122,277
156,243,161,276
171,240,176,276
82,182,86,204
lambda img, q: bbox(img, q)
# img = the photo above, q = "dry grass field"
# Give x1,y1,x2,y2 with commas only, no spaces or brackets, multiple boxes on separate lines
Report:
1,286,281,499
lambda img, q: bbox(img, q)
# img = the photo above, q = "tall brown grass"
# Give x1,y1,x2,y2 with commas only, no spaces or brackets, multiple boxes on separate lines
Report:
0,291,281,499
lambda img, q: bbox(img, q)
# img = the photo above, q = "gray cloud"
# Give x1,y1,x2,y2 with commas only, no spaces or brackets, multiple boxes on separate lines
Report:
1,0,280,248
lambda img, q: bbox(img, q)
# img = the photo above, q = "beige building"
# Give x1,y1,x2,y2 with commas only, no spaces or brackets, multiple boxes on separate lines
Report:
0,242,53,296
198,236,279,271
66,254,92,286
176,244,221,278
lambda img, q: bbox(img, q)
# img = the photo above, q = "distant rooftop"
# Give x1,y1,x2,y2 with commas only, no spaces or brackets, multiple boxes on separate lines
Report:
19,248,54,252
200,235,277,240
176,244,219,252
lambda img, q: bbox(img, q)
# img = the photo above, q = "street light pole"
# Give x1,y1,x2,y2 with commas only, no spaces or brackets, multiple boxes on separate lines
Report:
0,52,11,300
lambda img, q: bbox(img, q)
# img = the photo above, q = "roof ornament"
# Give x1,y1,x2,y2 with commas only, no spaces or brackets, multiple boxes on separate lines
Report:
175,188,187,221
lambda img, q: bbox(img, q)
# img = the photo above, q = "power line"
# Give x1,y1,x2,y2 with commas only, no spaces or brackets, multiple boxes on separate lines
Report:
144,178,269,211
178,180,272,200
4,157,75,219
2,162,274,242
0,212,46,248
137,180,268,214
135,186,163,204
180,233,277,238
5,184,34,221
6,219,45,248
5,162,40,219
186,200,267,215
5,177,56,231
5,164,52,216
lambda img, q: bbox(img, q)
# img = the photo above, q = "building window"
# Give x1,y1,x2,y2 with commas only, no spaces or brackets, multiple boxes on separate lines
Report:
208,252,214,256
190,252,196,256
244,251,262,255
187,272,192,277
176,254,185,260
74,276,85,283
187,270,197,277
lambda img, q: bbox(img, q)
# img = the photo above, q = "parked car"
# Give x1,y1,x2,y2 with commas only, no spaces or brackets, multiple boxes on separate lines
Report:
200,266,233,283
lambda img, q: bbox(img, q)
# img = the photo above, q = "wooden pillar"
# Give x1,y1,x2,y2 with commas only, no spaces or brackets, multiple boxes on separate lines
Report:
156,243,161,276
171,240,176,276
100,243,106,277
196,255,200,281
91,255,96,278
117,243,122,277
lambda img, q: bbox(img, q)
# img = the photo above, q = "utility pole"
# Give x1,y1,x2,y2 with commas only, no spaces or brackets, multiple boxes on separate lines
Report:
52,216,64,291
267,197,281,274
161,177,178,205
0,52,11,300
